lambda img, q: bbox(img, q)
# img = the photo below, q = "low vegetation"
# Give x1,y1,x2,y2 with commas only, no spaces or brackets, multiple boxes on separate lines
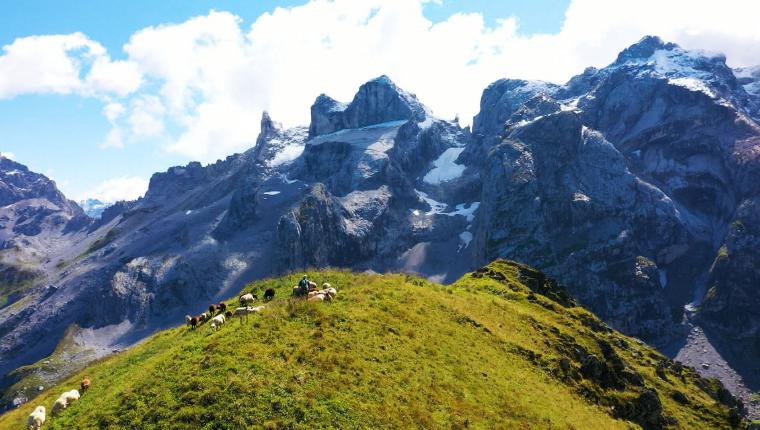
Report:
0,260,745,429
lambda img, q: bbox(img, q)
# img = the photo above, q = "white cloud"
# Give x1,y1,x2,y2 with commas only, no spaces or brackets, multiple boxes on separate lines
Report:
127,95,165,137
1,152,16,160
4,0,760,166
84,57,142,97
77,176,149,203
0,32,142,100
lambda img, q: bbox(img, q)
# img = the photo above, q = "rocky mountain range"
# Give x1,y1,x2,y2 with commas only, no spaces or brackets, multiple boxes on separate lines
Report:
0,36,758,412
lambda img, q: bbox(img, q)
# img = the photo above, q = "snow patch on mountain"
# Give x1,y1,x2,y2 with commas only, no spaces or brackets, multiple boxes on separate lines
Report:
423,147,465,184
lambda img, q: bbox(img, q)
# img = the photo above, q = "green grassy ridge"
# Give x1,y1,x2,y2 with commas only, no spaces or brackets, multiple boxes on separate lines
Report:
0,260,743,429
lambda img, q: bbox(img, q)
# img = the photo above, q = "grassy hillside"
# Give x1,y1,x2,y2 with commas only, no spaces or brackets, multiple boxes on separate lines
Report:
0,260,744,429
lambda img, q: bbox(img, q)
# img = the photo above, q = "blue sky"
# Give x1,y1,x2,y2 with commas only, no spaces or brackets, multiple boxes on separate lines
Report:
0,0,757,202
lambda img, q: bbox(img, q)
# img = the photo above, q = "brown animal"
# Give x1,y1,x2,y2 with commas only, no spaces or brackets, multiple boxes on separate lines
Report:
218,302,227,313
264,288,275,301
225,310,233,318
189,316,199,329
209,304,217,315
80,377,91,393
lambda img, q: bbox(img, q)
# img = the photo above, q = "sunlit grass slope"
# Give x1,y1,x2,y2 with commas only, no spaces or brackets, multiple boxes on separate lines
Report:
0,260,743,429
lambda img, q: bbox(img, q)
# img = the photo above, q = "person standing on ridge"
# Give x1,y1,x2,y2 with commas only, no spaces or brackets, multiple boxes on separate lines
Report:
297,275,310,297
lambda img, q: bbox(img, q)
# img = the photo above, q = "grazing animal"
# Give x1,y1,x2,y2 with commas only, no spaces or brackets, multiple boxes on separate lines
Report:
210,314,226,331
308,293,325,302
189,316,199,329
218,302,227,313
208,304,217,315
324,287,337,300
199,312,209,322
239,293,255,306
185,315,192,326
51,389,79,416
51,397,66,416
232,305,264,322
66,389,80,402
26,405,45,430
264,288,275,301
322,282,331,289
225,310,233,318
80,377,90,393
307,281,318,291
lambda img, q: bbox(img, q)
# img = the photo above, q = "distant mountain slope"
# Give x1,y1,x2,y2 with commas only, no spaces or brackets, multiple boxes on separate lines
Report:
0,261,745,429
0,155,89,309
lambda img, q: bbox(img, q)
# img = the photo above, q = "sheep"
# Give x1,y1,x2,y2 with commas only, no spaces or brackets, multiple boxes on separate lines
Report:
26,405,45,430
218,302,227,313
210,314,226,331
324,287,337,300
66,389,80,402
225,310,233,318
51,389,78,416
264,288,275,301
189,316,199,329
199,312,209,322
51,397,66,416
208,304,217,315
307,281,318,291
308,293,325,302
231,305,264,323
239,293,255,306
80,377,90,393
185,315,192,327
322,282,332,289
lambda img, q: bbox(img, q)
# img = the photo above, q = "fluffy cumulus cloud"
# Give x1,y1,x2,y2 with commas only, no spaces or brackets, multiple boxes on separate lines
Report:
4,0,760,164
76,176,149,203
0,32,142,99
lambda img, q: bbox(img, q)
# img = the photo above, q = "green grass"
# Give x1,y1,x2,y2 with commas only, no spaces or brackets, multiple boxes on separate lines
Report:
0,262,38,309
81,227,119,258
0,325,98,408
0,260,743,429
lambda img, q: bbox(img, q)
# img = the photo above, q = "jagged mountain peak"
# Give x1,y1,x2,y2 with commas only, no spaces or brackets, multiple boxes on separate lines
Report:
309,75,428,137
0,157,77,213
608,36,735,88
614,35,679,65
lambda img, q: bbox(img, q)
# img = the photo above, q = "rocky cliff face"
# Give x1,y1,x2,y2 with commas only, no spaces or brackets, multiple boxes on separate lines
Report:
2,36,760,412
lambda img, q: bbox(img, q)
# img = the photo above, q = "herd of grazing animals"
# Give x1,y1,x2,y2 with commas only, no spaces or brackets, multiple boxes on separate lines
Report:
185,287,279,331
24,281,338,428
26,377,90,430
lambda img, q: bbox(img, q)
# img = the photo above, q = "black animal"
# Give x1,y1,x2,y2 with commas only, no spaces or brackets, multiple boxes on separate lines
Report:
264,288,275,301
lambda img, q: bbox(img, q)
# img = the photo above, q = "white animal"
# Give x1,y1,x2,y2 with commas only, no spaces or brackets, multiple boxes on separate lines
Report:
52,389,80,415
239,293,255,306
321,282,332,289
185,315,192,326
210,314,226,331
66,389,80,402
232,305,264,323
308,293,325,302
51,397,66,416
324,287,337,300
26,405,45,430
199,312,209,322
